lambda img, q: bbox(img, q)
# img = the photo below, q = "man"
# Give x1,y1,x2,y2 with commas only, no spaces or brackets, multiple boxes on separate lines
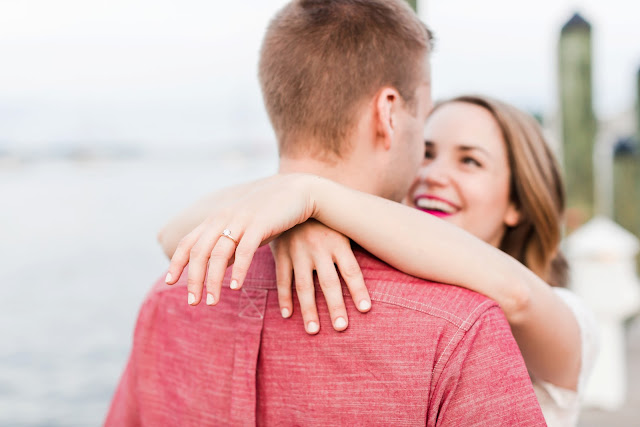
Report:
106,0,545,425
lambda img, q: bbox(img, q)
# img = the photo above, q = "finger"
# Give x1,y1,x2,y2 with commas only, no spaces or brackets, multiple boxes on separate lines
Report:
315,256,349,332
204,228,241,305
204,253,238,306
166,223,205,285
292,256,320,335
273,246,294,318
334,248,370,313
187,224,224,305
229,228,261,291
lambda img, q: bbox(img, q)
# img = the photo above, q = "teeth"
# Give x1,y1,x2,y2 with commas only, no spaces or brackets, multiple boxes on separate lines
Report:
416,198,456,214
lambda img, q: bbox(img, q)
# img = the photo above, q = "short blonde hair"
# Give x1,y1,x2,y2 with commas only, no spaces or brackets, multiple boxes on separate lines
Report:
259,0,433,160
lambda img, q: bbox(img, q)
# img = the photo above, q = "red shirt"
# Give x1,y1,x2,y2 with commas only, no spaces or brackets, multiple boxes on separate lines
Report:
106,247,545,426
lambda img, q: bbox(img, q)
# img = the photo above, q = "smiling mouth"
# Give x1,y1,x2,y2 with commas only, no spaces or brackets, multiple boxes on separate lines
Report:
414,197,458,217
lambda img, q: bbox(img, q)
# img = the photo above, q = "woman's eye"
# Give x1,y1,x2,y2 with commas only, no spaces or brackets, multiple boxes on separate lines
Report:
462,157,481,167
424,149,434,159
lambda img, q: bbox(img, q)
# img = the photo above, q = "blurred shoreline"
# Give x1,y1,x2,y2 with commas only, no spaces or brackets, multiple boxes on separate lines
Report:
0,140,278,167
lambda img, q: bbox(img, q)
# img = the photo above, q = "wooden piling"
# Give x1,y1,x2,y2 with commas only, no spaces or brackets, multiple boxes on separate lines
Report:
558,13,596,226
612,67,640,270
613,140,640,270
637,67,640,142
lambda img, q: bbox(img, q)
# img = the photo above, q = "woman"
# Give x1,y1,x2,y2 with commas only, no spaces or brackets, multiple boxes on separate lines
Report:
160,95,597,426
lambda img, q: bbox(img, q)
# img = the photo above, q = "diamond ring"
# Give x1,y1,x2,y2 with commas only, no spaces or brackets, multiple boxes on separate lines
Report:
220,229,239,245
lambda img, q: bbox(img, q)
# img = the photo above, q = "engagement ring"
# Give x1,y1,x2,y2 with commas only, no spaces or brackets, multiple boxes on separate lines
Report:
220,229,239,245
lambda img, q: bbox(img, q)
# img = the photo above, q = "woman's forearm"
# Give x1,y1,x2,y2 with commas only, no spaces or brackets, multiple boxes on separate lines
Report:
310,177,526,310
309,176,581,389
158,179,262,258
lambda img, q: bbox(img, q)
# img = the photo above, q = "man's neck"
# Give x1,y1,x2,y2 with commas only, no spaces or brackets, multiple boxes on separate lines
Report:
278,156,375,196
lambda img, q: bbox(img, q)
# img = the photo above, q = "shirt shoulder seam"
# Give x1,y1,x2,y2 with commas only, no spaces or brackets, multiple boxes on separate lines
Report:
367,290,495,330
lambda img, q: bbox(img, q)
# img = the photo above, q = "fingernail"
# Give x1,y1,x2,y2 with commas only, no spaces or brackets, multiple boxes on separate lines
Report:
206,293,215,305
281,307,291,318
334,317,347,329
307,321,319,334
165,272,173,284
359,300,371,311
188,293,196,305
230,280,239,290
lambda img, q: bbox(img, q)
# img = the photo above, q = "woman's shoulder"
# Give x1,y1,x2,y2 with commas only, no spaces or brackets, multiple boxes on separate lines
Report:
553,287,600,383
551,287,600,379
533,287,600,427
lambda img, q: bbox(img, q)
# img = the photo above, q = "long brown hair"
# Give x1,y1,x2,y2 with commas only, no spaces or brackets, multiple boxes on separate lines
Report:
436,95,568,287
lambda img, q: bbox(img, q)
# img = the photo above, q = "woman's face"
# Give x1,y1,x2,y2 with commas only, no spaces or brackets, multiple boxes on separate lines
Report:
408,101,520,247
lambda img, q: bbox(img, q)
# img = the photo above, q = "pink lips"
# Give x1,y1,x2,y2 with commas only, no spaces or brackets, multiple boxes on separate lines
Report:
413,195,459,218
420,209,452,218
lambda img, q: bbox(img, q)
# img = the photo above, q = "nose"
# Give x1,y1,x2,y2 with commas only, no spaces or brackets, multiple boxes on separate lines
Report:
418,160,451,187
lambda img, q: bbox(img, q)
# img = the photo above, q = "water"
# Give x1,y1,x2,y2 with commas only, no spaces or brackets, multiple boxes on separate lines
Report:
0,152,278,426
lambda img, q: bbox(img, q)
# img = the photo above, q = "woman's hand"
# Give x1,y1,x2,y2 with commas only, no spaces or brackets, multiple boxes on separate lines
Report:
271,220,371,335
165,174,316,306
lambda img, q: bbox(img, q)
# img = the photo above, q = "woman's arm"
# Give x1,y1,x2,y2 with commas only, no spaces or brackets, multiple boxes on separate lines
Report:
158,179,265,258
166,173,581,390
307,177,581,390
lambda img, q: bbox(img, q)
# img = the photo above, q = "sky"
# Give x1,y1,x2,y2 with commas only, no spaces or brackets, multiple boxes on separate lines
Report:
0,0,638,151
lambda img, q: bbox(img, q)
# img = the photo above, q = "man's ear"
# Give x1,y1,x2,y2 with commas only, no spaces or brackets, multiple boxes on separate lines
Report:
375,87,401,150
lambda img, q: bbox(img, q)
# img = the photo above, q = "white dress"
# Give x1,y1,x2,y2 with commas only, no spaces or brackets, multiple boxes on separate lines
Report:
531,287,599,426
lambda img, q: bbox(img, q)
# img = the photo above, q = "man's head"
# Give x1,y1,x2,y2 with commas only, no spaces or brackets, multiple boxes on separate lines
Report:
259,0,433,201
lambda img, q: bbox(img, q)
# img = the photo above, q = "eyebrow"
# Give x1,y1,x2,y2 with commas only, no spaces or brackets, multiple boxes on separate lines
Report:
424,140,492,158
459,145,492,158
